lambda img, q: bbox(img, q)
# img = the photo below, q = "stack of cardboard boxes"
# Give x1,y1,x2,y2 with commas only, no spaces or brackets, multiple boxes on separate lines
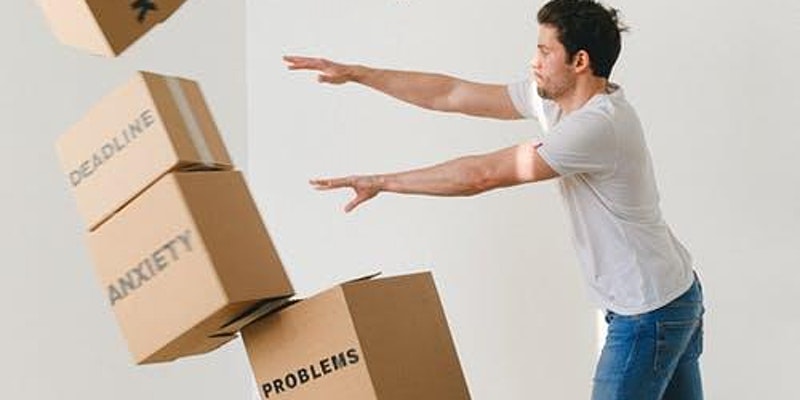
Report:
44,2,471,399
55,71,295,364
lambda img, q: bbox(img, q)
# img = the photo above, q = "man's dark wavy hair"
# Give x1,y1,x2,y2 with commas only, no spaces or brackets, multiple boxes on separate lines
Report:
538,0,628,78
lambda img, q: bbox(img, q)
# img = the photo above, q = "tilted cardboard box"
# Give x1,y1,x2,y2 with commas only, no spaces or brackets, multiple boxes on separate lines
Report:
37,0,186,56
57,71,232,231
242,272,471,400
87,170,294,364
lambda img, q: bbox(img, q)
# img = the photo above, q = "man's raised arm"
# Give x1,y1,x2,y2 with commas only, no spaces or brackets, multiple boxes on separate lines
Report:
284,55,523,120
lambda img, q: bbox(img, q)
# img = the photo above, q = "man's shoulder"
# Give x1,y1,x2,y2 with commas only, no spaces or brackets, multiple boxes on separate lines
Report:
580,88,637,128
565,102,616,132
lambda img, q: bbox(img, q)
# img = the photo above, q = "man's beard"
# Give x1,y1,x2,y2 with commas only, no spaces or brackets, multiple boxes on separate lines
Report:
537,86,553,100
536,79,571,100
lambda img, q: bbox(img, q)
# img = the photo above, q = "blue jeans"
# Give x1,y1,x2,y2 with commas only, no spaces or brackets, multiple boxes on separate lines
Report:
592,276,705,400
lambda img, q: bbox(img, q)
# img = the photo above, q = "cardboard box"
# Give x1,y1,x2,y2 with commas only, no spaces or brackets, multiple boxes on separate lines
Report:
87,170,294,364
57,71,232,230
37,0,186,56
242,272,471,400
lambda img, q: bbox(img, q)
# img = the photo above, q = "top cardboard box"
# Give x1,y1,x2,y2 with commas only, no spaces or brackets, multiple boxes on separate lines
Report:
56,71,232,231
37,0,186,57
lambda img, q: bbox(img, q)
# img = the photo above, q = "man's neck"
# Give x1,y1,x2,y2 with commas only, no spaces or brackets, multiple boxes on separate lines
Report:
556,77,610,115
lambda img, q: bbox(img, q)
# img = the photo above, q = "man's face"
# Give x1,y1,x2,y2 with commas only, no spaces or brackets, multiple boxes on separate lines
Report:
531,24,576,101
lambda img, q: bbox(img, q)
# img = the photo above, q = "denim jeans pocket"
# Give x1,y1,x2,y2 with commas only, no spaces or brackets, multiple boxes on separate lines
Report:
654,318,700,373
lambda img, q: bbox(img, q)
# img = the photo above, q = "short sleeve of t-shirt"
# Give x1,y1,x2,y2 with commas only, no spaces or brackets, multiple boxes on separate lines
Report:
537,111,618,176
507,79,537,119
507,79,559,133
507,79,618,176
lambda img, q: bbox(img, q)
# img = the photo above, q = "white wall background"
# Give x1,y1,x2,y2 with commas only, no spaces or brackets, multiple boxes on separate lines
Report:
247,0,800,399
1,1,254,399
3,0,799,399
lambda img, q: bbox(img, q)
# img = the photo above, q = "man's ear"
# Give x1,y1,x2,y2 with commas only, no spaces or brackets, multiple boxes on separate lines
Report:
573,50,592,74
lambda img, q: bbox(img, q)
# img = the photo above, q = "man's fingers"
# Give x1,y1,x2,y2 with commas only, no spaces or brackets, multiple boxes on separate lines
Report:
310,178,351,190
309,177,375,212
309,179,332,190
284,55,349,85
344,195,366,213
282,55,307,68
283,55,316,64
318,74,338,83
283,55,327,71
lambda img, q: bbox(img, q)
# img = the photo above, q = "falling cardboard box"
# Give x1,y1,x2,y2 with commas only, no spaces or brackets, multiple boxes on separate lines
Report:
56,71,232,231
87,170,294,364
242,272,472,400
37,0,187,57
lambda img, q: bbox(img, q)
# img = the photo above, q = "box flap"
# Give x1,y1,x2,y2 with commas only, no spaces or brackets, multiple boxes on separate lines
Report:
213,296,296,336
218,272,381,334
341,271,382,286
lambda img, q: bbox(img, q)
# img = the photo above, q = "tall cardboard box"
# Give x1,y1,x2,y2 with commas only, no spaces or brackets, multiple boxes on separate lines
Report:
87,170,294,364
242,272,471,400
56,72,232,230
37,0,186,56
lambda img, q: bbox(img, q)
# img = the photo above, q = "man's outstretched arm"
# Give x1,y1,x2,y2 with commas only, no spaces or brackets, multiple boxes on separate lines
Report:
310,143,559,212
284,56,523,120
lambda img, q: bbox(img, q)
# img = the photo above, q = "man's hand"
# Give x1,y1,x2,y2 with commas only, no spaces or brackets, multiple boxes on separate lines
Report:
284,56,359,85
310,176,382,213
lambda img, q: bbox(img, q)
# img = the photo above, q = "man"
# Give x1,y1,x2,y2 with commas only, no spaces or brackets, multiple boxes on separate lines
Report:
284,0,704,399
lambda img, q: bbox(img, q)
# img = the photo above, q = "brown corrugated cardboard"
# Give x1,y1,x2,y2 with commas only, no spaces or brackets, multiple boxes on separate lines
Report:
37,0,186,56
87,170,294,364
242,272,471,400
56,71,232,231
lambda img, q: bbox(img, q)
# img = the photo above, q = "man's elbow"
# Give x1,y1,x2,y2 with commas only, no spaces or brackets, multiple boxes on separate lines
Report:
450,162,489,196
437,80,472,114
469,156,556,194
464,163,505,195
432,89,460,113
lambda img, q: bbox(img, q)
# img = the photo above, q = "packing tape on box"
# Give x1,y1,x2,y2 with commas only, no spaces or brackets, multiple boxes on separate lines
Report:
164,76,216,167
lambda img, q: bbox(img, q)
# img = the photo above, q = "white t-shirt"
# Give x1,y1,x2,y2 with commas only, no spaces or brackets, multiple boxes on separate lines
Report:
507,80,694,315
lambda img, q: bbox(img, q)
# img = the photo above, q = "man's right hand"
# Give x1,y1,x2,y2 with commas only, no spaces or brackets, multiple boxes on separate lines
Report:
283,56,361,85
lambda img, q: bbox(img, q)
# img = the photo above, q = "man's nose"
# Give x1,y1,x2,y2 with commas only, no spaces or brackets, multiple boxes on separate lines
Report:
530,57,540,70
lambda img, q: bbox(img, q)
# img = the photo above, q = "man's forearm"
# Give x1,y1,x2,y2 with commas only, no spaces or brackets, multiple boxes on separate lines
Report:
350,66,460,112
374,155,491,197
372,144,557,197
